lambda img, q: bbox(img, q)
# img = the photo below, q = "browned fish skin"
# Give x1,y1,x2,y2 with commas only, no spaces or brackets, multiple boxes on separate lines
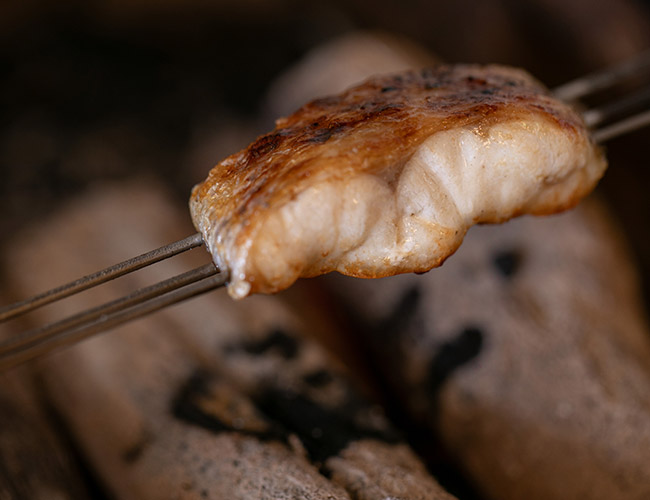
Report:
190,64,605,299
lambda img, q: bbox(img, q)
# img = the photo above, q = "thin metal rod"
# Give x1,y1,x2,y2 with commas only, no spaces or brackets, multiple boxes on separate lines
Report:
0,263,218,358
592,109,650,143
582,85,650,128
0,272,227,370
553,49,650,101
0,233,204,323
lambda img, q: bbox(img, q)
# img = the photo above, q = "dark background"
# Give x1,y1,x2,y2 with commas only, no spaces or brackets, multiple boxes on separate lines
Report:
1,0,649,307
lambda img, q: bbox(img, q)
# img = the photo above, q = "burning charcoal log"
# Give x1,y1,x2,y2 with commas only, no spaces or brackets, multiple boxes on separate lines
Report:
2,181,455,500
262,31,436,125
325,199,650,500
0,335,90,500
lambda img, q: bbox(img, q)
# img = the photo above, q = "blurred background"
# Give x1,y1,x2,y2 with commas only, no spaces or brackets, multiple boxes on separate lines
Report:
1,2,650,498
1,0,649,301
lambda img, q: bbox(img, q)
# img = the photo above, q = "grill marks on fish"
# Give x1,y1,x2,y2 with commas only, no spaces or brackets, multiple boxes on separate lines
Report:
196,65,581,231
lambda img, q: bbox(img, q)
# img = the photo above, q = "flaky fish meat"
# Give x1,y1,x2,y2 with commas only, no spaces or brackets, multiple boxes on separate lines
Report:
190,64,606,299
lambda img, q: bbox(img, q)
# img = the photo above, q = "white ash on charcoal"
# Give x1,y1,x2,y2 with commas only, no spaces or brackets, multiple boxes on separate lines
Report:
2,181,455,500
324,198,650,500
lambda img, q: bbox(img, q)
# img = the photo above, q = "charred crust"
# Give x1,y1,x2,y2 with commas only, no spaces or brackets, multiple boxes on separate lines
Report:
302,369,334,388
375,286,421,343
245,132,282,162
464,75,488,85
427,326,484,397
171,370,286,443
232,329,301,359
304,124,346,144
254,388,400,465
492,248,524,278
171,369,400,467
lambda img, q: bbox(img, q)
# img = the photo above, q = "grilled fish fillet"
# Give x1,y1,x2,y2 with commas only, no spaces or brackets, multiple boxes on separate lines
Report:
190,64,606,299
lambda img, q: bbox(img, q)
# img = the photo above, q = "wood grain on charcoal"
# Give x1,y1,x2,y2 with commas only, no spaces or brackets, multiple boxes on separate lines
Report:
326,198,650,500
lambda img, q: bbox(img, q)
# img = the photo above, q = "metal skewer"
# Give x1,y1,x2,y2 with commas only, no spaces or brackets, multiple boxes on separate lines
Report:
553,48,650,101
0,232,204,322
592,109,650,143
0,234,225,370
1,52,649,370
0,263,219,360
0,273,228,370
